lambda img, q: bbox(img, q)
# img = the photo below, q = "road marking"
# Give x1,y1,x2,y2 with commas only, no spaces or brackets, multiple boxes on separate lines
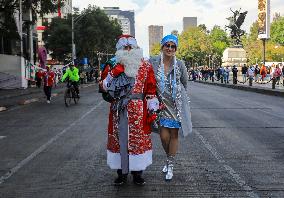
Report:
0,100,103,185
194,130,259,198
0,107,7,112
0,136,6,140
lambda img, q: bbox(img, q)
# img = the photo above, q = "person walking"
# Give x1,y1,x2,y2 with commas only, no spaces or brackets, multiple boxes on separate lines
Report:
254,64,260,82
35,68,43,88
100,35,158,186
241,64,248,82
232,65,238,84
260,64,267,82
224,66,230,83
149,34,192,181
42,66,55,104
273,64,282,85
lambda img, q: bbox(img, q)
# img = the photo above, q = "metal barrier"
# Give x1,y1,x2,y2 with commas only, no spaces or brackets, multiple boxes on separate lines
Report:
197,74,284,90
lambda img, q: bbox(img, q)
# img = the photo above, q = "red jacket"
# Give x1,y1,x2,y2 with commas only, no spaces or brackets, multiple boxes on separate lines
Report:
43,70,55,87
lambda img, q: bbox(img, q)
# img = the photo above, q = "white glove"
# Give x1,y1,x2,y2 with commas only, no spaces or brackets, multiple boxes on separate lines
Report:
147,98,159,112
103,73,113,90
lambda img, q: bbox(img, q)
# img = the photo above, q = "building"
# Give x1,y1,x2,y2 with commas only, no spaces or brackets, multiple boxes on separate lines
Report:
148,25,163,54
37,0,72,46
183,17,197,31
103,7,135,37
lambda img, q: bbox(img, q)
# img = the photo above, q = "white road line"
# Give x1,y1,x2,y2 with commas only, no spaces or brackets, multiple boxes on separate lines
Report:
0,101,103,185
194,130,259,198
0,136,6,140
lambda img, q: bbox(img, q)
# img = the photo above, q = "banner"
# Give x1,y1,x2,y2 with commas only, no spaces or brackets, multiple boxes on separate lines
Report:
258,0,270,39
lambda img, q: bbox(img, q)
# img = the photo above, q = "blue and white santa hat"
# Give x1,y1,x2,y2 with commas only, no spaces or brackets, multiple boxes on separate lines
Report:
161,34,178,47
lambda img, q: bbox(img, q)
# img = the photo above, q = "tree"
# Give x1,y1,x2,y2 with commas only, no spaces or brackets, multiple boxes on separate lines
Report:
43,5,122,64
74,6,122,65
43,16,72,62
0,0,61,54
150,42,161,57
209,26,230,66
271,16,284,45
242,19,284,64
177,26,212,68
242,21,262,65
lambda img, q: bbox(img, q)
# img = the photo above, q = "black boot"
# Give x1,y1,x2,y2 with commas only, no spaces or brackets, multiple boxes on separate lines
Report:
114,169,127,186
131,171,145,186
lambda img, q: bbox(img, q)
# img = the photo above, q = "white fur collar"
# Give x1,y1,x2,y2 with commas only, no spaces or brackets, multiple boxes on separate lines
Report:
115,48,143,78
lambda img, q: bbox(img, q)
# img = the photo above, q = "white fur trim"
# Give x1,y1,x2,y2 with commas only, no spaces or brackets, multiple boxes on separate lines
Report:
115,48,143,78
107,150,152,171
116,37,138,50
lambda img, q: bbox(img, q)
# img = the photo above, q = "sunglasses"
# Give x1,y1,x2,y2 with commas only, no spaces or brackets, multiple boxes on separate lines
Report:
164,44,176,50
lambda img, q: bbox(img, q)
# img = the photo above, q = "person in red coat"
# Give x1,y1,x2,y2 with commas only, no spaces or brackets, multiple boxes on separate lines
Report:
100,35,159,186
42,66,55,103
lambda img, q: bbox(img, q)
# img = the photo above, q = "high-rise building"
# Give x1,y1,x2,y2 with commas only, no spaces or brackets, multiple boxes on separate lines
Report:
148,25,163,54
103,7,135,37
183,17,197,31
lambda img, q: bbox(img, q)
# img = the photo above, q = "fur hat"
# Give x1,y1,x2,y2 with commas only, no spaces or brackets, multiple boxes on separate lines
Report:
116,35,138,50
161,34,178,47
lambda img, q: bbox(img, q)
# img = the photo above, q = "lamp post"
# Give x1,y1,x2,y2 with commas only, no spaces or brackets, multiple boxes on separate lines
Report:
71,0,75,64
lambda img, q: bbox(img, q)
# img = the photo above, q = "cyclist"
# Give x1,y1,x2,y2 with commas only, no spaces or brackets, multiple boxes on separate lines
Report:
61,64,80,97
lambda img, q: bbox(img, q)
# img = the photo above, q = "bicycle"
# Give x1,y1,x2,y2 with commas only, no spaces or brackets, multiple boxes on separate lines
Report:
64,81,79,107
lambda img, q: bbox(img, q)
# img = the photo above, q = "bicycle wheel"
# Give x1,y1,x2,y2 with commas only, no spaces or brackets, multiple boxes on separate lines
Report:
73,89,79,104
64,89,72,107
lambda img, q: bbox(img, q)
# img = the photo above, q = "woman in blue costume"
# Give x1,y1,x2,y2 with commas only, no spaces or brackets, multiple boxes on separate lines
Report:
150,34,192,181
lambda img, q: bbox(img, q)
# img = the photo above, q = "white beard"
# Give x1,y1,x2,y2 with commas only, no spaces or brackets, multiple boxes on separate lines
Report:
115,48,143,78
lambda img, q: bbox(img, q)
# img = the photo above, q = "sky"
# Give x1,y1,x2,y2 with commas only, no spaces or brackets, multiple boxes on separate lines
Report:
73,0,284,57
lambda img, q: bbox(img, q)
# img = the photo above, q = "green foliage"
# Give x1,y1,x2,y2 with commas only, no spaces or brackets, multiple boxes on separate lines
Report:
176,25,230,67
0,0,60,54
150,42,161,57
43,5,122,64
74,5,122,64
209,26,230,65
242,19,284,64
43,17,72,62
271,16,284,45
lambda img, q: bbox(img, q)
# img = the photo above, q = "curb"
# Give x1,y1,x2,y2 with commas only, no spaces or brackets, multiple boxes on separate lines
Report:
6,83,97,109
195,81,284,97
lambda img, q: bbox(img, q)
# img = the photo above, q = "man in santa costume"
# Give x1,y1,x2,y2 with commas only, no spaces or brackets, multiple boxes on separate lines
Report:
100,35,159,186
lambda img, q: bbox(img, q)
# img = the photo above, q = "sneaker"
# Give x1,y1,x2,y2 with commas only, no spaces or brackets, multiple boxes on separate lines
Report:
165,164,173,181
114,175,127,186
162,165,168,173
47,100,50,104
133,175,146,186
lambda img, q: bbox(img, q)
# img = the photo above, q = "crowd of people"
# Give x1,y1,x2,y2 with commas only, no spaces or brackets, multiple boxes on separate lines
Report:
189,63,284,85
34,64,89,103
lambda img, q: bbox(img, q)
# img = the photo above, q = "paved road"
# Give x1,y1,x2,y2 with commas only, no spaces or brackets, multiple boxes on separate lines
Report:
0,83,284,197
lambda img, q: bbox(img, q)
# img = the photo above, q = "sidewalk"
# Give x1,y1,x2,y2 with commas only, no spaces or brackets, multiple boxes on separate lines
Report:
195,77,284,97
0,82,97,112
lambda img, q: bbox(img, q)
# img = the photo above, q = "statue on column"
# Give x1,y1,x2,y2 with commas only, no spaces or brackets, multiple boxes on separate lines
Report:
225,8,248,46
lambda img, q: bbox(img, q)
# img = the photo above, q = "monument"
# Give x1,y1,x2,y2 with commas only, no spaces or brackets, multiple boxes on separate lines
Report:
222,8,248,67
